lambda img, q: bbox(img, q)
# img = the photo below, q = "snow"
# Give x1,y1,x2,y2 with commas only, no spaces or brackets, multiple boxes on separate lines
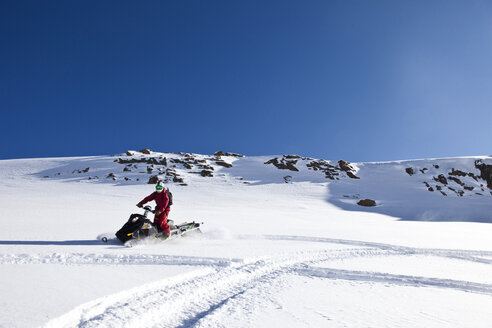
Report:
0,152,491,327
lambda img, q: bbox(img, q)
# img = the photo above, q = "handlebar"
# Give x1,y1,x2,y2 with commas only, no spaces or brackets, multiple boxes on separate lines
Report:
137,205,154,214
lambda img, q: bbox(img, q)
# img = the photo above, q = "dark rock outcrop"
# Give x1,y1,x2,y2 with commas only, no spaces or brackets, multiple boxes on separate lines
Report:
448,177,464,186
405,168,414,176
346,172,360,179
338,160,359,179
147,175,159,184
215,161,233,168
200,170,213,177
225,152,244,157
434,174,448,185
475,160,492,189
338,160,353,172
117,157,167,166
357,199,376,207
72,167,90,174
139,149,152,155
449,168,467,177
306,160,340,180
215,151,243,157
264,157,299,172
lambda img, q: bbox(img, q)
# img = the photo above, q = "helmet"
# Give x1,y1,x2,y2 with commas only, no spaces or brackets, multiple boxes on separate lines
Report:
156,181,164,193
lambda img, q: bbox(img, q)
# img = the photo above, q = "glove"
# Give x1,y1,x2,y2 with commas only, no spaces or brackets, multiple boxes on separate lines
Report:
155,210,162,216
136,203,143,208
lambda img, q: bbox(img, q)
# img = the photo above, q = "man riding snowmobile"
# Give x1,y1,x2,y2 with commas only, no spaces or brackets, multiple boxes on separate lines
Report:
136,181,171,237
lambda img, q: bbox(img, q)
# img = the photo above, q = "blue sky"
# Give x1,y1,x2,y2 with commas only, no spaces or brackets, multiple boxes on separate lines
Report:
1,0,491,162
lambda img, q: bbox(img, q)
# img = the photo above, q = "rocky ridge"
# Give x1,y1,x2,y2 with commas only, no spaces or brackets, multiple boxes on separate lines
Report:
42,151,492,209
404,160,492,197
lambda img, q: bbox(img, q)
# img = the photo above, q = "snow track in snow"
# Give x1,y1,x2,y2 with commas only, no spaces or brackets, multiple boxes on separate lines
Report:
261,234,492,264
0,253,240,267
296,266,492,295
41,235,492,328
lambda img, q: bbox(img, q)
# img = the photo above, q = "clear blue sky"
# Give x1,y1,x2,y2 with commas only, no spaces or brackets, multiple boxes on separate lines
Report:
1,0,491,162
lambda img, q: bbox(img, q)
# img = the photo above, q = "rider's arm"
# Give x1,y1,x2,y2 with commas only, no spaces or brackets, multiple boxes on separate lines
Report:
138,192,155,206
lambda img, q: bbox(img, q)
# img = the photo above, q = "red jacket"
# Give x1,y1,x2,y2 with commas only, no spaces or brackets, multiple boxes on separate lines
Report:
139,190,169,211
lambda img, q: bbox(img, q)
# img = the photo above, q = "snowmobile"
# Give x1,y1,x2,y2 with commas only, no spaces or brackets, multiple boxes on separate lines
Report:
102,205,202,247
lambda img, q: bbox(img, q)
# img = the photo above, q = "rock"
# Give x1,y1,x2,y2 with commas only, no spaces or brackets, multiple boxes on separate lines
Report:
264,158,299,172
215,161,233,168
420,168,428,174
405,168,414,176
306,160,340,179
200,170,213,177
284,155,302,159
440,191,447,196
428,187,434,192
449,168,467,177
72,167,91,174
448,177,464,186
148,175,159,184
284,175,292,183
464,186,474,191
214,151,225,157
475,160,492,189
125,151,134,156
199,164,214,171
117,157,167,166
106,173,116,179
123,167,131,172
434,164,440,169
139,149,152,155
434,174,448,185
357,199,376,207
346,172,360,179
173,176,184,183
436,185,442,191
338,160,354,172
225,152,244,157
147,166,153,174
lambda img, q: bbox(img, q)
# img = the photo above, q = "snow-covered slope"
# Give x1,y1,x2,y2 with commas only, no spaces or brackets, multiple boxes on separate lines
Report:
0,151,491,328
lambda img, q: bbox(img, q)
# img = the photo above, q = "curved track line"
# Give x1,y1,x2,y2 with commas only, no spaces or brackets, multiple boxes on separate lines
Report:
260,234,492,263
296,266,492,295
0,253,241,267
33,235,492,327
43,249,395,328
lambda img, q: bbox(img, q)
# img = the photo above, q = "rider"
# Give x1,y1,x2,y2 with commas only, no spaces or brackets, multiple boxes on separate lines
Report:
136,181,171,237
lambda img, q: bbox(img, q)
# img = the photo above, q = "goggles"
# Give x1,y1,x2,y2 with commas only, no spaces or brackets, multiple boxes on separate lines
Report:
156,185,163,191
